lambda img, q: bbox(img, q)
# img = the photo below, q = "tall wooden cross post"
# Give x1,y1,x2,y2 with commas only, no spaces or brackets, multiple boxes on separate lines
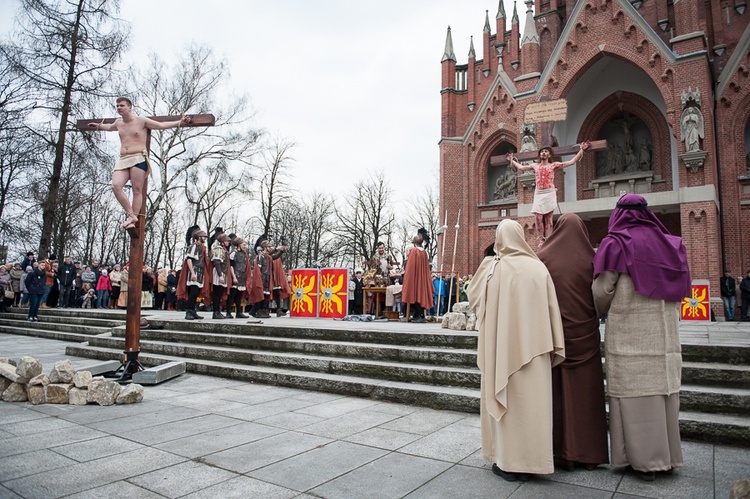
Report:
76,113,215,380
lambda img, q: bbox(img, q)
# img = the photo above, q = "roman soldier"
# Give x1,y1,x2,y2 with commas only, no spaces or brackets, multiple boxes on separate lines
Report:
210,231,232,319
270,237,291,316
176,225,211,320
249,235,271,318
228,237,250,318
402,227,434,323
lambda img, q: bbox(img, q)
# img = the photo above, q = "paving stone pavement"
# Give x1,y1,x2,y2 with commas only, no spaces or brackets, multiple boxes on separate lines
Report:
0,332,749,499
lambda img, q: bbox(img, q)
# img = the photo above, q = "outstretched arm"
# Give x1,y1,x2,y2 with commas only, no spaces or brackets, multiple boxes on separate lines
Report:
558,140,591,168
87,120,118,132
505,153,533,172
144,115,192,130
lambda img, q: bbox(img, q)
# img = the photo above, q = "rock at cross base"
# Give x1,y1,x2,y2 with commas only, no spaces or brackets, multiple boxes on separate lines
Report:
2,382,28,402
441,312,467,330
27,385,46,405
49,360,76,384
453,302,471,314
87,379,121,406
72,371,93,388
0,357,17,367
68,387,88,405
730,480,750,499
0,362,20,382
47,384,72,404
28,374,50,386
0,375,13,395
116,384,144,404
16,356,43,381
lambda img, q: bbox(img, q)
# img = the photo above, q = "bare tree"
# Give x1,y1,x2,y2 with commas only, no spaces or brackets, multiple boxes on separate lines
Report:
1,0,128,258
184,159,246,237
335,170,395,269
258,134,295,236
402,184,441,266
271,192,340,269
134,46,261,229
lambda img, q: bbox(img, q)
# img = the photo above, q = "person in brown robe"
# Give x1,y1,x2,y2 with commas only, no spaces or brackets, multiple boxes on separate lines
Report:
401,228,433,322
536,213,609,471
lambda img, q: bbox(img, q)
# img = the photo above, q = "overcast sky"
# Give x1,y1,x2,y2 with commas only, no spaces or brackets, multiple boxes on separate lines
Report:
3,0,523,204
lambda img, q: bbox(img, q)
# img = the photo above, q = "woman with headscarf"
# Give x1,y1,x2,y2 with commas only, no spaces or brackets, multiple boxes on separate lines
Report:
467,219,565,482
592,193,691,481
537,213,609,471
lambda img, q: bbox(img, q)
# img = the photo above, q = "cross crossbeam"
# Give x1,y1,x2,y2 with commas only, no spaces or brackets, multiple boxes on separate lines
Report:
490,139,607,167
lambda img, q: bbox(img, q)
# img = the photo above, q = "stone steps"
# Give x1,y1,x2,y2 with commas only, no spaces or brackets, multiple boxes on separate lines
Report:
1,311,125,328
63,342,750,446
1,308,748,446
63,344,480,413
0,317,112,336
111,327,477,366
89,334,481,388
143,318,479,348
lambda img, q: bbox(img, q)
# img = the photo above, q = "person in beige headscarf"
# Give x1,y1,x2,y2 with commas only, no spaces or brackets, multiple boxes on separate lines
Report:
467,219,565,482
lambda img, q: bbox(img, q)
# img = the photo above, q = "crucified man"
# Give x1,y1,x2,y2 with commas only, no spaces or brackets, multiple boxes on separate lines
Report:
88,97,191,230
506,140,590,244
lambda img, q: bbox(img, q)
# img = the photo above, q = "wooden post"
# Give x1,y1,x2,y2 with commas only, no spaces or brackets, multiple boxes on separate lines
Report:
76,114,215,379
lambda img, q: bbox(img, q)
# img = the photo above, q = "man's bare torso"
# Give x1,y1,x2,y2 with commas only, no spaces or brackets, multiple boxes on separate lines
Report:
115,116,149,156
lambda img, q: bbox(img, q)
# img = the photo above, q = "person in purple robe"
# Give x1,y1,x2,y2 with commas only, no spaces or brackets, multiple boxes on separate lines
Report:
592,193,691,481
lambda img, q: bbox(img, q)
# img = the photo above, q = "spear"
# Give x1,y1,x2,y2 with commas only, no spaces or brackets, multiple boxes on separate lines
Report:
436,211,448,317
447,210,461,314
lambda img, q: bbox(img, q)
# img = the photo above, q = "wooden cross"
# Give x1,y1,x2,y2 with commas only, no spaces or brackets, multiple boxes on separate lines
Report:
489,139,608,167
76,113,215,380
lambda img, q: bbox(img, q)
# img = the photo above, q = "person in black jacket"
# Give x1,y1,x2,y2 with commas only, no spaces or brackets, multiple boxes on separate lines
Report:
740,270,750,322
58,255,76,308
720,269,737,321
25,262,47,322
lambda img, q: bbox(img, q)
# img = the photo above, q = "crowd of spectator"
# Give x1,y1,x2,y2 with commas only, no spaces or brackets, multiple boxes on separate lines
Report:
0,251,180,318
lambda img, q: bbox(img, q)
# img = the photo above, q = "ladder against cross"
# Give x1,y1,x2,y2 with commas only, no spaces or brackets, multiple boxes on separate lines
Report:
75,113,215,380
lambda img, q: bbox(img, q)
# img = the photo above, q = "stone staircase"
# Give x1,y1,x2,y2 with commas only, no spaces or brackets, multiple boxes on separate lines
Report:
1,308,748,446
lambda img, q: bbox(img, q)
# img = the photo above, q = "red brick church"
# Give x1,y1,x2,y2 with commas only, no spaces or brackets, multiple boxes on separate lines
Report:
439,0,750,315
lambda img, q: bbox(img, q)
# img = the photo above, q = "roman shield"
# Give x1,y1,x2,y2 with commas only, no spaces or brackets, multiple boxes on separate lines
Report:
290,269,318,317
319,268,349,319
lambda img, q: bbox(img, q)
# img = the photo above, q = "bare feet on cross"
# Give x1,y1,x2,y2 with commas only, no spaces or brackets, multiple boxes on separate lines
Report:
123,212,138,230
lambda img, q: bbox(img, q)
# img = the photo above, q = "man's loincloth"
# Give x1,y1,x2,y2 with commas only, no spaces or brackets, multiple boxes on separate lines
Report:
531,187,558,215
114,151,152,177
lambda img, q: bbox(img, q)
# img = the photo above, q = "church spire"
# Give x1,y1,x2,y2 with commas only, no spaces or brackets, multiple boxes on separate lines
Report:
521,0,539,45
468,36,476,59
512,1,519,24
484,10,491,34
442,26,456,62
497,0,506,20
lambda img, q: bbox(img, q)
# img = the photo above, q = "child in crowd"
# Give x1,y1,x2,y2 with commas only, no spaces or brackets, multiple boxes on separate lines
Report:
82,288,97,309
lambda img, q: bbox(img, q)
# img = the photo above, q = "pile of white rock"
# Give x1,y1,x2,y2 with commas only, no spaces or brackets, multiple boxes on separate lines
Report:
0,356,144,406
441,302,478,331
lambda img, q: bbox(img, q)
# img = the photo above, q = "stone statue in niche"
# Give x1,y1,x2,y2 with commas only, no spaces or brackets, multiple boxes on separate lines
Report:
493,167,517,200
681,106,704,152
639,139,652,171
595,113,653,177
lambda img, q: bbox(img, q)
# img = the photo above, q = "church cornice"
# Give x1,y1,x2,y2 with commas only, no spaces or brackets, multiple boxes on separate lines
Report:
534,0,677,94
461,69,519,147
716,22,750,99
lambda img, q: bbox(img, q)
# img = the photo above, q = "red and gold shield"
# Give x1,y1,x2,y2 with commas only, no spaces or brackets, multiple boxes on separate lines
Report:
681,280,710,322
318,268,349,319
290,269,318,318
